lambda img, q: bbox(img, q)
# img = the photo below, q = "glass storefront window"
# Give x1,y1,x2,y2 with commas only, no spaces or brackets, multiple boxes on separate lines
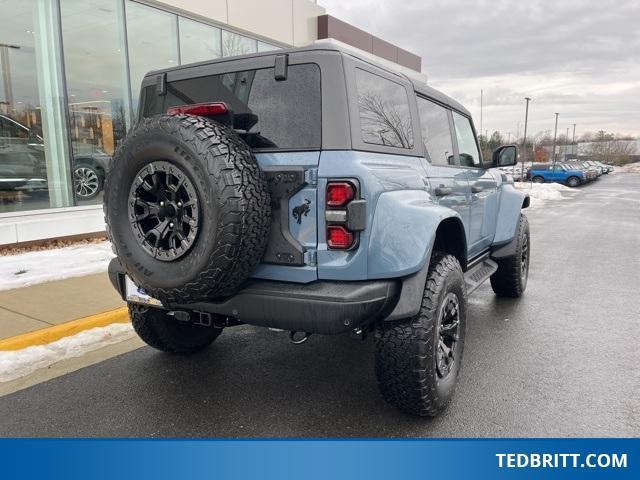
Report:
126,1,178,113
61,0,129,204
222,31,257,57
257,41,280,53
1,0,288,218
1,0,73,214
179,17,221,65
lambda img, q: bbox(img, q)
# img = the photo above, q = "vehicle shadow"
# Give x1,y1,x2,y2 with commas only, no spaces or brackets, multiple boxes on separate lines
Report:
0,288,533,438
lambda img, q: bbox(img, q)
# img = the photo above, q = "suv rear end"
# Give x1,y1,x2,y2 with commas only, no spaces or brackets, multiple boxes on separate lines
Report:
111,47,412,335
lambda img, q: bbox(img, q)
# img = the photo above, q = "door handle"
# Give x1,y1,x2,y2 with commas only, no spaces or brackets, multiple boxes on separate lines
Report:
434,186,452,197
471,185,483,193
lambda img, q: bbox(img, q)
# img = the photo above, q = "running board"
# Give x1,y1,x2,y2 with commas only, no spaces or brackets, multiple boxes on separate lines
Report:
464,258,498,294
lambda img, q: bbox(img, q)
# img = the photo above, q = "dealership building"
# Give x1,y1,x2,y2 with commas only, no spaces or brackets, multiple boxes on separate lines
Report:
0,0,421,245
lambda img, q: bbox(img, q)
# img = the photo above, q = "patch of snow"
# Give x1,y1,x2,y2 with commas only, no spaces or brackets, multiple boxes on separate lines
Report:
619,162,640,174
514,182,578,207
0,241,114,291
0,323,135,383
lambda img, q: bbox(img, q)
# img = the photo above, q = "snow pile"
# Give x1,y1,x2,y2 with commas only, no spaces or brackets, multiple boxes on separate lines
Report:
514,182,578,207
0,241,114,291
619,162,640,174
0,323,135,383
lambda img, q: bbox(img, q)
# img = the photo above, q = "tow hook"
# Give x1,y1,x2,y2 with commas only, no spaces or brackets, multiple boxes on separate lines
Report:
289,331,311,345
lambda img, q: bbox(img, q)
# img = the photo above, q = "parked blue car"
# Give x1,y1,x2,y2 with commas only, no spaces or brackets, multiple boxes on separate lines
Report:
527,163,586,187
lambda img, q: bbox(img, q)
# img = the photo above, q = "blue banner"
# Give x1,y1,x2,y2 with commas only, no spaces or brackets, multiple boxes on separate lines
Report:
0,439,637,479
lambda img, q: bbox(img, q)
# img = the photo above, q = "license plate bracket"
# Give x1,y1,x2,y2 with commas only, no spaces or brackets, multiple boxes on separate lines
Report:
125,276,163,307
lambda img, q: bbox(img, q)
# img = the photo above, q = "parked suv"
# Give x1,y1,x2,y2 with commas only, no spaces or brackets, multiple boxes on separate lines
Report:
528,162,586,187
0,114,110,200
106,42,530,417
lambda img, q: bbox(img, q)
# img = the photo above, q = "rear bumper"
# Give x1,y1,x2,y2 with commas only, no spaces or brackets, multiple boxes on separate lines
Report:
108,259,400,335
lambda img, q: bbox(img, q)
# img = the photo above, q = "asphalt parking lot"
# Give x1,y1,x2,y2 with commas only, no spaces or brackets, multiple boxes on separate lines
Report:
0,173,638,437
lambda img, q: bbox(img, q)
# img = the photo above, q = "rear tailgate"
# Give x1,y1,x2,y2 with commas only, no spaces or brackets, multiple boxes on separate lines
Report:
250,152,319,282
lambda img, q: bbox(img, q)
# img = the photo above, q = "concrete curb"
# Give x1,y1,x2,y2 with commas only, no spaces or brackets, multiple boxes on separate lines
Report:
0,307,129,351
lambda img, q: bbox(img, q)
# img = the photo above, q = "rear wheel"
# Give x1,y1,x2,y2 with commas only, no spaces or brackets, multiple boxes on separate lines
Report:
532,176,544,183
375,253,467,416
490,214,530,298
567,176,581,187
73,163,103,200
129,303,223,354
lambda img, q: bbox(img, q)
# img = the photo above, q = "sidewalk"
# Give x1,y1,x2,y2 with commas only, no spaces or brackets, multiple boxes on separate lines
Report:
0,273,125,341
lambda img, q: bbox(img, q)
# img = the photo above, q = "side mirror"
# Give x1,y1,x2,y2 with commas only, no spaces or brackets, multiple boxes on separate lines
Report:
492,144,518,168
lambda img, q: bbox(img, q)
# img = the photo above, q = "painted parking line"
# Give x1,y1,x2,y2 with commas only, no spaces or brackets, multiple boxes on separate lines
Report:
0,307,128,351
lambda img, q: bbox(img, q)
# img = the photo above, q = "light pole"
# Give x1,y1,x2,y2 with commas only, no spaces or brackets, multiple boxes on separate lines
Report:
521,97,531,179
572,123,576,156
552,113,559,167
565,127,569,160
480,89,483,142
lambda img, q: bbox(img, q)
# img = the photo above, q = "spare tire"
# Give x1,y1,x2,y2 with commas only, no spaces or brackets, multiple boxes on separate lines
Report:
104,114,270,304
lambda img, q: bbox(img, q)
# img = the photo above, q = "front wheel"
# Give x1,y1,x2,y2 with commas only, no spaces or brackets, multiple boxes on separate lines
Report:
129,303,223,354
532,176,544,184
375,253,467,416
490,214,530,297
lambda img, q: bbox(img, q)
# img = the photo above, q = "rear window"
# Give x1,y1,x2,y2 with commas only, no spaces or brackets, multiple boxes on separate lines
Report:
141,64,321,150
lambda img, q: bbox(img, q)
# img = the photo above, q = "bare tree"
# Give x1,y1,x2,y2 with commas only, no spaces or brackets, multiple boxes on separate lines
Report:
223,33,251,57
583,130,638,165
358,91,413,148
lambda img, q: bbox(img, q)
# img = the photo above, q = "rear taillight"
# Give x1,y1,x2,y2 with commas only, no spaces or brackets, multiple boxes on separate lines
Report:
327,225,354,249
167,102,229,117
326,181,355,207
325,180,364,250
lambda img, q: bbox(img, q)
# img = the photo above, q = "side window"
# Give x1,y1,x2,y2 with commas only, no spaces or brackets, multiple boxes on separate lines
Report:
452,111,481,167
416,97,455,166
355,68,414,149
0,117,29,139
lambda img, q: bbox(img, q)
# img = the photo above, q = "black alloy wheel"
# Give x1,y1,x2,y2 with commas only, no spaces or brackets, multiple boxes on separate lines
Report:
436,292,461,380
128,160,200,262
520,232,530,288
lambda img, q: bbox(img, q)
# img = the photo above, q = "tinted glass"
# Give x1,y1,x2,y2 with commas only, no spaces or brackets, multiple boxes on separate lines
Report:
153,64,321,150
126,2,178,113
179,17,221,64
452,111,481,167
222,31,257,57
0,0,69,213
257,41,281,52
355,69,413,149
61,0,129,206
416,97,454,166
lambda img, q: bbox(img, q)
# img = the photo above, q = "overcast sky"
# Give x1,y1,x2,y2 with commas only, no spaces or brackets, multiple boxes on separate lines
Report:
318,0,640,139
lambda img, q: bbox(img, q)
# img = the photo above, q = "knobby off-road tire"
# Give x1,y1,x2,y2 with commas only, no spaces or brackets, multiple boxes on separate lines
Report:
490,214,530,298
129,303,222,354
104,115,270,305
375,253,467,417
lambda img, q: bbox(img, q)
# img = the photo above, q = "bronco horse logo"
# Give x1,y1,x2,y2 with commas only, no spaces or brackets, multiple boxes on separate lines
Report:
292,199,311,224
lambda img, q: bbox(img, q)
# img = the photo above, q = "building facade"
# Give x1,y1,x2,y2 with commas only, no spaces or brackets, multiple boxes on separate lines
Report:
0,0,419,245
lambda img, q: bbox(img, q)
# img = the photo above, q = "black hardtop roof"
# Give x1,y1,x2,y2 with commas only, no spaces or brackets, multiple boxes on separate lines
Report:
146,42,472,118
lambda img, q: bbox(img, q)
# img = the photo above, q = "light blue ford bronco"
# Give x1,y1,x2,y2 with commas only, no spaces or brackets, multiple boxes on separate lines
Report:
106,42,530,416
